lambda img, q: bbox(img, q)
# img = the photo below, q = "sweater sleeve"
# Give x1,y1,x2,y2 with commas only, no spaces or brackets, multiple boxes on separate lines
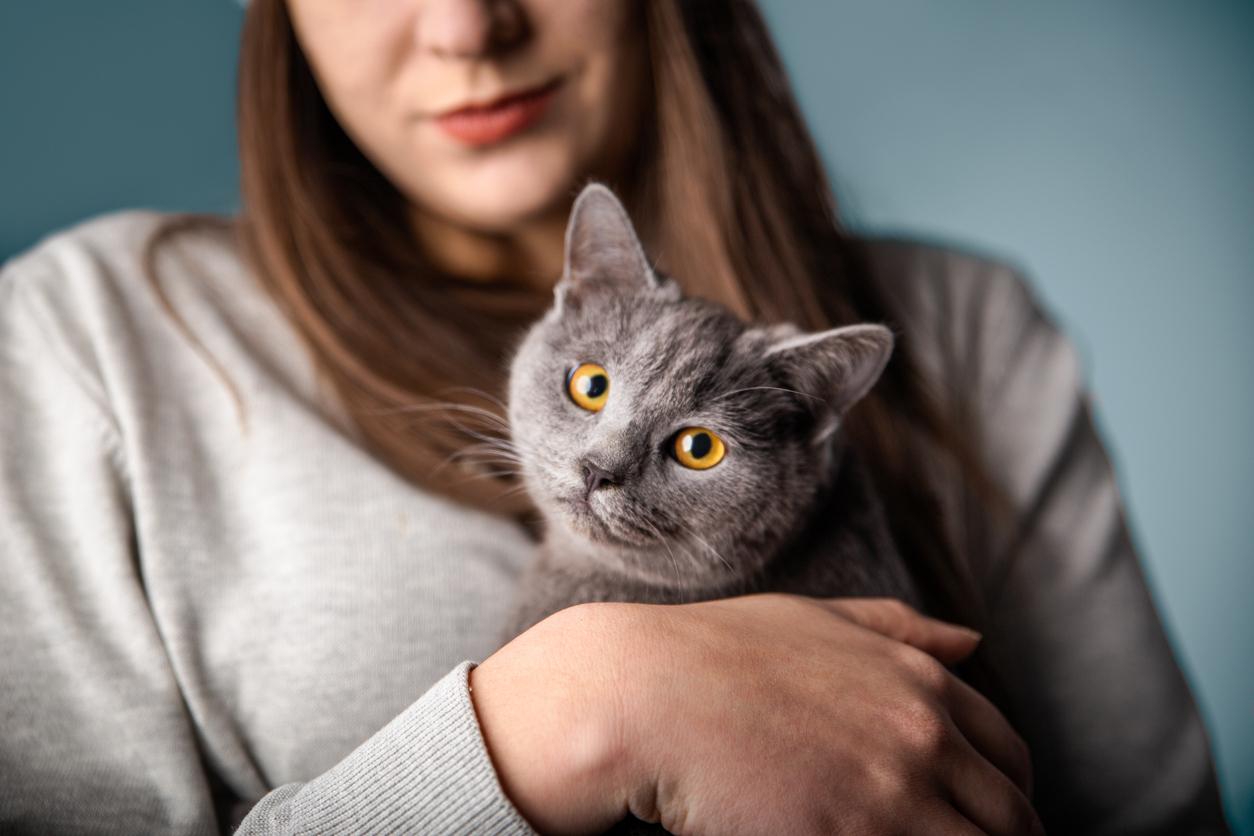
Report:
0,257,537,835
925,253,1231,834
234,661,536,834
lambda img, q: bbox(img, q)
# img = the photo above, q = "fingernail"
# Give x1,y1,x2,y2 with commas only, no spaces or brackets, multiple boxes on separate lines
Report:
958,626,983,642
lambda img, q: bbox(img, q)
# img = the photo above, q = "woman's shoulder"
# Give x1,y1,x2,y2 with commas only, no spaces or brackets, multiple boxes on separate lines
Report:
2,209,245,309
853,234,1083,417
3,208,259,384
1,209,315,430
854,234,1062,351
2,209,251,328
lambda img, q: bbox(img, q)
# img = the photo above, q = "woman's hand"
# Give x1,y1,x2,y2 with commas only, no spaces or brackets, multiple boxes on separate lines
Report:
470,594,1041,835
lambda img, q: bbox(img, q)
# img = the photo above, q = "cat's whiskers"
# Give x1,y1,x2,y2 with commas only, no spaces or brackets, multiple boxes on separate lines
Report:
438,385,511,414
397,400,546,487
448,423,516,451
449,441,526,465
674,518,735,574
712,385,823,404
370,399,512,429
493,481,533,499
374,397,515,459
444,453,523,477
633,504,697,590
641,517,685,591
463,469,519,481
433,440,524,478
434,438,538,497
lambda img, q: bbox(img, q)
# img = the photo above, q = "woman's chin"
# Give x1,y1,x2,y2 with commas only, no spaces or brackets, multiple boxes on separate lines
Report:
417,150,581,232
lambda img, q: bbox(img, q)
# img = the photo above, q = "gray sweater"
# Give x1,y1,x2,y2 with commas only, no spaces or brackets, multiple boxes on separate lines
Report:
0,211,1229,834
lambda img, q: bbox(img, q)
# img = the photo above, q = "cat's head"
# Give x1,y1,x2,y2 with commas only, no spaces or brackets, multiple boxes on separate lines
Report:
508,183,893,585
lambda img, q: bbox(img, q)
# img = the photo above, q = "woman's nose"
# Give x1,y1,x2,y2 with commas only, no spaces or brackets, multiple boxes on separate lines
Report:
416,0,527,60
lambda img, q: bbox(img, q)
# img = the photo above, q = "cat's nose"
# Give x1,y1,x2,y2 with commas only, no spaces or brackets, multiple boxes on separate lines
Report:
581,460,620,498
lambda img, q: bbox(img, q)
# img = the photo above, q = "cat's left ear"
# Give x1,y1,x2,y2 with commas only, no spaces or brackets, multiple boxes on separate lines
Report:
764,323,895,443
554,182,672,314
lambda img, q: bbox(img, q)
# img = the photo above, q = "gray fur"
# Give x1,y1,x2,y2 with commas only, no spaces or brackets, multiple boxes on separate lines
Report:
503,183,918,644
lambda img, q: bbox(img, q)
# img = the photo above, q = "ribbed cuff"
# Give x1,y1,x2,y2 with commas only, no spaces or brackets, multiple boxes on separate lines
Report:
279,660,538,834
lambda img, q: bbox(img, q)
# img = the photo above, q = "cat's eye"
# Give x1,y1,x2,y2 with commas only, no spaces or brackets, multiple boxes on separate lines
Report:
672,427,726,470
567,363,610,412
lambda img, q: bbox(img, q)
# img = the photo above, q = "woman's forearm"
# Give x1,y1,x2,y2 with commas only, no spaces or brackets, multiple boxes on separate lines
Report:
470,595,1041,836
470,603,639,834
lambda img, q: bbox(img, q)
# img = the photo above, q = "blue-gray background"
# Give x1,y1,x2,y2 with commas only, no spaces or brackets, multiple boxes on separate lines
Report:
1,1,1250,830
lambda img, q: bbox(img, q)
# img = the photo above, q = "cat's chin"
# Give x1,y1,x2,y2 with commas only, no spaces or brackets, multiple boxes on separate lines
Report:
557,496,642,548
556,496,606,538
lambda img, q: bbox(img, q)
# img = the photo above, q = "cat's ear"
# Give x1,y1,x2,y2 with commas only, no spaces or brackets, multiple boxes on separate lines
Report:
554,182,666,314
764,323,895,443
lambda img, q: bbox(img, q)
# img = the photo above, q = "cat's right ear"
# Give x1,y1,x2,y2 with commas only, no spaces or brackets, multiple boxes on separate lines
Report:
553,182,670,315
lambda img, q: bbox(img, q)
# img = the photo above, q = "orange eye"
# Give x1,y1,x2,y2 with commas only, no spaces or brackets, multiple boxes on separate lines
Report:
672,427,726,470
567,363,610,412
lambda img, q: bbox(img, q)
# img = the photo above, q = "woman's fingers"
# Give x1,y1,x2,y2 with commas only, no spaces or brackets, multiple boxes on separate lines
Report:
818,597,983,665
906,803,984,836
813,594,1040,831
944,726,1046,836
943,671,1035,800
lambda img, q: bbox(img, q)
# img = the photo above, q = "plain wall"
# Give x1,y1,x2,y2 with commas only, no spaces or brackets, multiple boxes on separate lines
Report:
2,1,1250,831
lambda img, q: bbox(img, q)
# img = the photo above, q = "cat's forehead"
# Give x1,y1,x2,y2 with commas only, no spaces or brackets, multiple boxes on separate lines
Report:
550,295,744,371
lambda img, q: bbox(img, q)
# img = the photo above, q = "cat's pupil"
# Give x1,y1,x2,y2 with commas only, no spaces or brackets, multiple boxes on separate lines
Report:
582,374,608,398
688,432,713,459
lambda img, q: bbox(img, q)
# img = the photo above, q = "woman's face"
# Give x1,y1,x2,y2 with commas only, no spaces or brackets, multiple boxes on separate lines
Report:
288,0,648,234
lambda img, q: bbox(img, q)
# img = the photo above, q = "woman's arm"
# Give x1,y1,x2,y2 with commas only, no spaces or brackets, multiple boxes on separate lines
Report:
472,595,1043,835
912,246,1231,834
233,661,534,834
0,258,534,834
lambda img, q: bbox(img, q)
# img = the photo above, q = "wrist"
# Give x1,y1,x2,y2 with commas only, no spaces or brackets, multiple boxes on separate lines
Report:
469,602,643,833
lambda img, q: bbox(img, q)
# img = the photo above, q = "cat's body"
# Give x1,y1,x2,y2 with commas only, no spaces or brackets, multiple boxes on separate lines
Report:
499,183,917,833
502,183,917,641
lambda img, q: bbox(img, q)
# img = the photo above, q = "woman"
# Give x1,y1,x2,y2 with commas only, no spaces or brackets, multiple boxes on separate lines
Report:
0,0,1229,833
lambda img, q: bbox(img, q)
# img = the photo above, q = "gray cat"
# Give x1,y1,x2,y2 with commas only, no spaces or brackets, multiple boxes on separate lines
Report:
501,183,919,834
502,183,918,643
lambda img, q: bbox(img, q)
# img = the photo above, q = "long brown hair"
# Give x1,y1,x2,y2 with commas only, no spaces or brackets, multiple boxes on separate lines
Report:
224,0,1003,664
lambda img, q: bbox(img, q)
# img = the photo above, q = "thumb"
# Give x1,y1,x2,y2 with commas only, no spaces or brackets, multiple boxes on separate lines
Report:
820,597,982,665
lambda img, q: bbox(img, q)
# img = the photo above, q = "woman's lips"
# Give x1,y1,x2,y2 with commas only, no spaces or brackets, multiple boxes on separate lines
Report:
434,77,563,147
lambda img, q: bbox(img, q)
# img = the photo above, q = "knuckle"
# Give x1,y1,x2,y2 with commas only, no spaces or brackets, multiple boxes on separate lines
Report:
883,597,916,620
862,756,909,805
861,757,930,830
917,657,949,692
893,697,950,754
895,644,948,691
